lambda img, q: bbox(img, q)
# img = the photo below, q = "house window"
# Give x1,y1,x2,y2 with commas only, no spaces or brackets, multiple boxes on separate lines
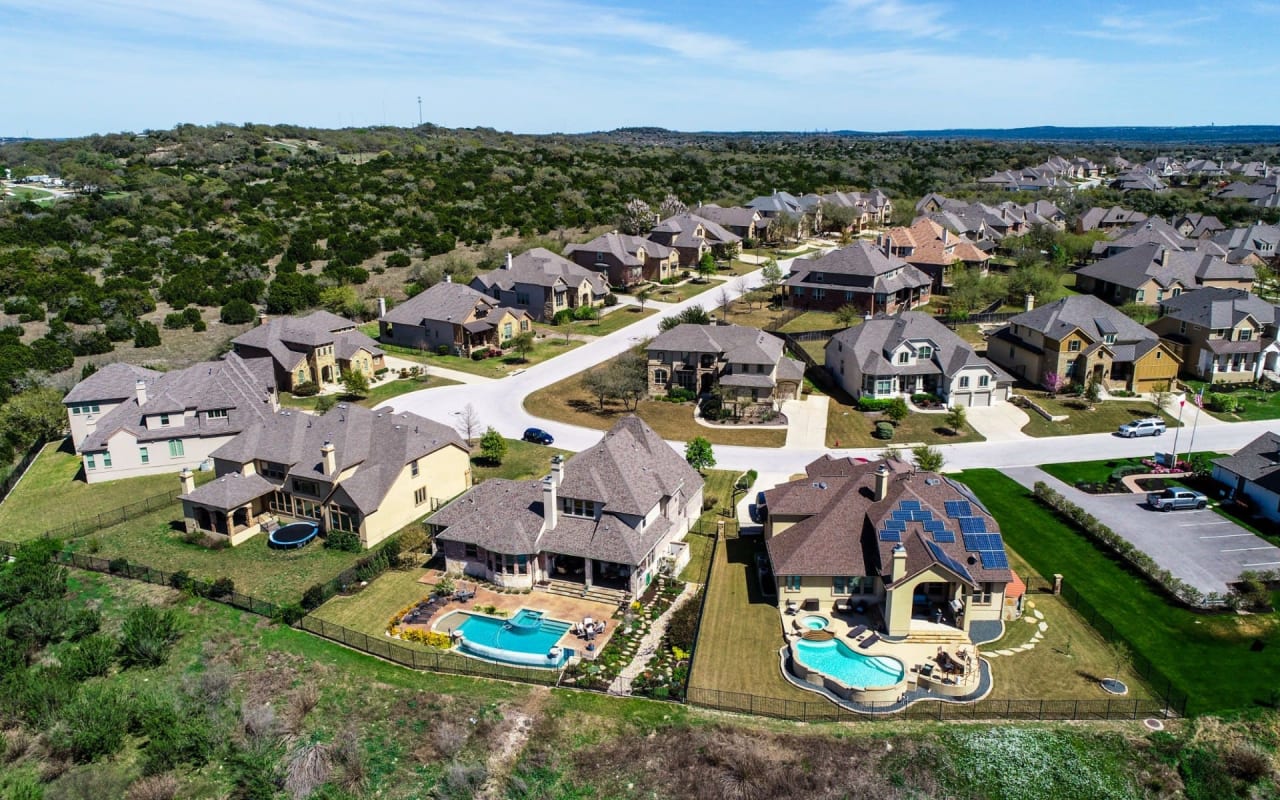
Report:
1172,288,1182,297
972,582,997,605
917,346,933,359
502,322,513,340
897,352,909,364
411,459,420,477
654,369,668,384
844,291,854,301
293,478,319,496
978,375,990,388
815,289,825,300
1136,289,1145,302
297,369,307,384
1103,334,1116,345
261,461,286,480
168,439,184,458
159,413,170,427
103,452,112,468
784,576,802,592
1179,321,1186,334
811,272,824,283
414,487,428,506
1239,328,1252,342
875,378,892,394
562,498,593,517
959,376,970,388
832,576,856,595
206,409,228,420
330,504,359,532
139,447,149,464
1068,340,1081,352
464,544,478,559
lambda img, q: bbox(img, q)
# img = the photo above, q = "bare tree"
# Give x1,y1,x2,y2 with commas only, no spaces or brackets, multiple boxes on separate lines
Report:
717,286,733,320
456,403,481,445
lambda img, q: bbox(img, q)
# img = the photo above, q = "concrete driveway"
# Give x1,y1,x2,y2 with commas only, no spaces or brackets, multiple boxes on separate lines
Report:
965,402,1031,442
1008,468,1280,597
782,395,829,448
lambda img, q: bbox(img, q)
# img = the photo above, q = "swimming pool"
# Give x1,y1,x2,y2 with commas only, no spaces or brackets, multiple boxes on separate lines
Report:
793,638,904,688
452,609,573,668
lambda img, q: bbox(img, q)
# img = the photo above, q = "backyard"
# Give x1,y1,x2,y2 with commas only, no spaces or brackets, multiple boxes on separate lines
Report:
958,468,1280,713
1018,395,1180,437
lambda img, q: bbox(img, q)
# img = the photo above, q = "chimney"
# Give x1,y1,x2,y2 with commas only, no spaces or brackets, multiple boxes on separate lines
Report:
377,296,387,318
257,312,268,327
321,440,336,475
542,474,558,531
445,274,452,283
1160,248,1170,268
941,226,948,245
135,379,148,406
874,463,891,502
550,454,564,487
883,235,893,257
504,252,513,270
891,543,908,582
179,468,195,495
1024,293,1035,312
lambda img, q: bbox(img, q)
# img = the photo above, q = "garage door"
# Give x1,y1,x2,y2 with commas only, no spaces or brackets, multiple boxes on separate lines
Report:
956,392,991,407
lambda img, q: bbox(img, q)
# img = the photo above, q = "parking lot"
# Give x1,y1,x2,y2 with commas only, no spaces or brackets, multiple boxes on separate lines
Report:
1010,468,1280,597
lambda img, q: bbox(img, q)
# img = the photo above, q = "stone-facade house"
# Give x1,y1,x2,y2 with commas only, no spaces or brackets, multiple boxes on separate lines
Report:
65,355,279,485
825,313,1013,407
178,404,470,548
746,191,822,239
564,232,678,287
648,213,742,267
1212,432,1280,525
1075,243,1256,307
470,248,608,322
378,281,531,355
647,323,804,406
1148,288,1280,384
764,457,1013,640
1077,206,1148,234
231,310,385,393
691,204,770,242
988,294,1180,393
430,416,704,601
879,218,991,294
786,240,931,314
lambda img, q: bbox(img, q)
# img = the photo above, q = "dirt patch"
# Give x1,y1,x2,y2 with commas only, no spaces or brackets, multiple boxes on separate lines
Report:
477,687,550,799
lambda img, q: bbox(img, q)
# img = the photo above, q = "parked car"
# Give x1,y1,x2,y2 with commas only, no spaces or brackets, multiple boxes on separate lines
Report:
522,427,555,445
1147,488,1208,511
754,491,769,522
1117,417,1166,438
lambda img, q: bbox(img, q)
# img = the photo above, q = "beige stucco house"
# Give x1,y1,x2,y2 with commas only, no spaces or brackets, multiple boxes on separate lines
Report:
178,404,470,549
470,248,609,322
1075,242,1255,308
764,457,1013,640
1149,288,1280,384
231,310,385,393
564,232,679,287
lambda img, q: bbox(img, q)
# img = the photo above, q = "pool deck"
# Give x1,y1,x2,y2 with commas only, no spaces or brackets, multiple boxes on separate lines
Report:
402,570,620,657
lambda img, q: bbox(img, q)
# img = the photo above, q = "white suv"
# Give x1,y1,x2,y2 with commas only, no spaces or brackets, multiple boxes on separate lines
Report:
1117,417,1166,438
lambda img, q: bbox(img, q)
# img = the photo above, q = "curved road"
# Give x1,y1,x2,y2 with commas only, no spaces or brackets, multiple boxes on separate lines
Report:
384,258,1278,473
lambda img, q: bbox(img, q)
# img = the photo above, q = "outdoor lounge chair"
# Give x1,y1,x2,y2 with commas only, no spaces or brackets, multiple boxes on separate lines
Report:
846,624,867,639
857,633,880,649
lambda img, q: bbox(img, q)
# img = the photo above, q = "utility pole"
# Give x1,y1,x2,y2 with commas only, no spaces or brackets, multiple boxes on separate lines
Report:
417,96,423,127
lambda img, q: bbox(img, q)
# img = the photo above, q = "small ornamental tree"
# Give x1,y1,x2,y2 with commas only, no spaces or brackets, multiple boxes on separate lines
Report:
884,397,909,424
944,405,967,434
1084,376,1102,405
684,436,716,473
697,251,716,282
341,369,369,398
478,427,507,464
1043,371,1065,396
510,330,536,362
834,303,862,327
760,258,784,302
911,444,945,472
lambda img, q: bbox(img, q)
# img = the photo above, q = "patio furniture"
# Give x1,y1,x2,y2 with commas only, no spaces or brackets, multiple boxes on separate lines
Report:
846,624,867,639
919,662,935,678
857,633,880,649
784,600,798,615
834,599,851,614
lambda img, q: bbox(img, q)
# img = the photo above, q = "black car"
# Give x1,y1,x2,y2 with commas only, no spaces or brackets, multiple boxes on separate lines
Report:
522,427,555,445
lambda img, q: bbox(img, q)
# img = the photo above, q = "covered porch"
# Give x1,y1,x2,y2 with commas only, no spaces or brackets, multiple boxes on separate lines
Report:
178,470,278,546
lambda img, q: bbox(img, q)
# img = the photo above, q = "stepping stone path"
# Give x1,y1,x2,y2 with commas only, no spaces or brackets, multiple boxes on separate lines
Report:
981,612,1050,660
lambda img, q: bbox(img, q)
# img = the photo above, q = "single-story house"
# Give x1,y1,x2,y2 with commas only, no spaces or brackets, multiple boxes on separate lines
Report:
1211,432,1280,525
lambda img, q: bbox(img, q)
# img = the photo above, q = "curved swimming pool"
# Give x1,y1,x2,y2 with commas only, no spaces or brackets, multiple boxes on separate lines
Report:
792,638,904,688
445,608,574,668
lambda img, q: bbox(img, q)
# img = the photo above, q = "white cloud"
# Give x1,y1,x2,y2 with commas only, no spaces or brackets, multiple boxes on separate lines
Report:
825,0,954,40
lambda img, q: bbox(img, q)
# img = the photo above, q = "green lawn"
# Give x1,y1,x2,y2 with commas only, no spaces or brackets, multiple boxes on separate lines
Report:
560,306,656,336
957,468,1280,713
371,335,583,378
648,278,721,304
1019,396,1181,437
0,441,213,541
65,505,372,605
1184,380,1280,422
472,438,571,484
825,401,984,449
681,468,742,582
279,374,461,411
311,567,433,638
1039,452,1226,488
5,185,54,202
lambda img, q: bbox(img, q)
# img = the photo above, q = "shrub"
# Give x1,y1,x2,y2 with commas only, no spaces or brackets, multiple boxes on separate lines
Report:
301,583,327,611
168,570,193,592
162,312,188,330
735,470,758,490
666,387,696,403
220,298,257,324
324,530,362,552
208,576,235,599
127,774,180,800
435,345,451,356
884,397,909,423
603,293,619,307
61,634,116,681
48,683,130,762
133,321,161,348
274,603,305,626
663,589,703,652
134,698,215,776
118,606,182,669
572,305,598,320
857,396,895,412
874,422,895,440
291,381,319,397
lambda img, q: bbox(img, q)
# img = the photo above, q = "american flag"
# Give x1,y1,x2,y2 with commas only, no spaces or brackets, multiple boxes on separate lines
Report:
1195,388,1204,408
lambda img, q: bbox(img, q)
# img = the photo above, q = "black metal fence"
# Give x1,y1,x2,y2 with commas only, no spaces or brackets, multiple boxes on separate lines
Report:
43,488,184,542
0,439,49,505
299,615,563,686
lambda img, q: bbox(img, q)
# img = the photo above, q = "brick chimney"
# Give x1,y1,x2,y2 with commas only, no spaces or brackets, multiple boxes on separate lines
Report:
179,467,195,495
135,379,148,406
321,440,336,475
257,312,268,327
874,463,891,502
542,474,558,531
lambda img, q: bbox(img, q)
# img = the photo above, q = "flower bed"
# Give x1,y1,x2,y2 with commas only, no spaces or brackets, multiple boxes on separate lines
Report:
560,577,683,691
631,586,701,701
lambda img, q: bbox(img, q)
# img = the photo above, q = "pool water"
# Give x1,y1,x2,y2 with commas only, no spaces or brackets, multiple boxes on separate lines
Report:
799,614,829,631
794,638,904,688
455,609,573,668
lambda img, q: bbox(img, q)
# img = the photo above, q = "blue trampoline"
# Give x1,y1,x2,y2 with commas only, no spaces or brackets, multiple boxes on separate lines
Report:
268,521,320,549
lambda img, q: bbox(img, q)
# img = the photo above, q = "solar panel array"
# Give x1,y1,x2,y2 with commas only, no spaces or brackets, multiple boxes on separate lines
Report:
957,516,987,534
878,529,901,542
927,540,973,582
979,550,1009,569
943,500,972,518
881,499,964,545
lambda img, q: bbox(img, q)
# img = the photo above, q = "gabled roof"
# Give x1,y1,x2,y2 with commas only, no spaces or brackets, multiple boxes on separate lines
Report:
1076,243,1255,292
827,312,1012,382
232,311,382,371
471,248,608,295
557,416,703,518
64,362,161,405
882,218,989,266
379,281,523,327
1079,206,1148,232
1156,287,1280,330
1214,432,1280,493
787,241,932,296
1004,294,1159,349
692,204,763,230
650,213,741,248
649,323,787,365
1212,223,1280,256
564,232,674,267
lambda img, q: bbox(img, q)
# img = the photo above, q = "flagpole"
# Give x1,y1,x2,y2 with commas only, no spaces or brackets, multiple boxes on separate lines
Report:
1185,389,1203,467
1169,399,1185,468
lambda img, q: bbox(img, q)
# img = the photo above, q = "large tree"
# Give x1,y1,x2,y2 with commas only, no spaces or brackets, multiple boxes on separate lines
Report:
684,436,716,472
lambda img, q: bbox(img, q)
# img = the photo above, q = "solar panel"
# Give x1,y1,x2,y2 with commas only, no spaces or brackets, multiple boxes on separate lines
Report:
932,529,956,543
979,550,1009,569
915,510,934,521
892,510,913,522
923,520,945,532
958,516,988,534
926,540,973,582
944,500,972,519
878,530,901,542
899,500,922,511
963,533,1000,551
883,520,906,532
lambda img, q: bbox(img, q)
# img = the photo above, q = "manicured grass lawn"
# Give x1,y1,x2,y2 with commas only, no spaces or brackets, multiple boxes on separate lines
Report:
1039,451,1226,487
6,185,54,202
688,534,815,703
1019,396,1180,437
524,366,786,448
561,306,656,336
648,278,721,304
65,505,372,605
371,334,583,378
311,567,433,638
472,438,571,484
957,468,1280,713
0,441,213,541
825,402,984,449
681,468,743,582
1184,380,1280,422
719,304,840,334
280,374,461,411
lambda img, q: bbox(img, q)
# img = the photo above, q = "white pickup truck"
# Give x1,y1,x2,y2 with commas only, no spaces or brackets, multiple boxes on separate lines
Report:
1147,488,1208,511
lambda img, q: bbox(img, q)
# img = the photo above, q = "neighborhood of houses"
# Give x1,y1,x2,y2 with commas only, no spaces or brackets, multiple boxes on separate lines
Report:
26,153,1280,716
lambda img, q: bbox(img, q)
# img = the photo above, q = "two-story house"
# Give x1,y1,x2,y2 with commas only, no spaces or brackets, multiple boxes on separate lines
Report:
429,416,704,601
820,189,893,227
469,248,608,322
786,240,932,314
764,456,1013,640
690,204,770,243
1075,243,1256,307
646,323,805,406
746,190,822,239
1077,206,1148,234
1148,288,1280,383
988,294,1180,393
564,232,678,287
377,280,531,355
231,310,385,392
824,313,1013,407
879,219,990,294
647,213,742,267
178,403,470,548
65,353,279,484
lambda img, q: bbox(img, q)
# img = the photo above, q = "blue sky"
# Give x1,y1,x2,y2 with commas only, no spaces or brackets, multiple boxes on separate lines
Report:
3,0,1278,137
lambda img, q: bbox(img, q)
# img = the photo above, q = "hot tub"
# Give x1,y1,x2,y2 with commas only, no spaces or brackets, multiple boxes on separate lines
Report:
794,613,830,632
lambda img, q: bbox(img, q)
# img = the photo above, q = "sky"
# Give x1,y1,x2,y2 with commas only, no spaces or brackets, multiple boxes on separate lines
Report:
3,0,1279,138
